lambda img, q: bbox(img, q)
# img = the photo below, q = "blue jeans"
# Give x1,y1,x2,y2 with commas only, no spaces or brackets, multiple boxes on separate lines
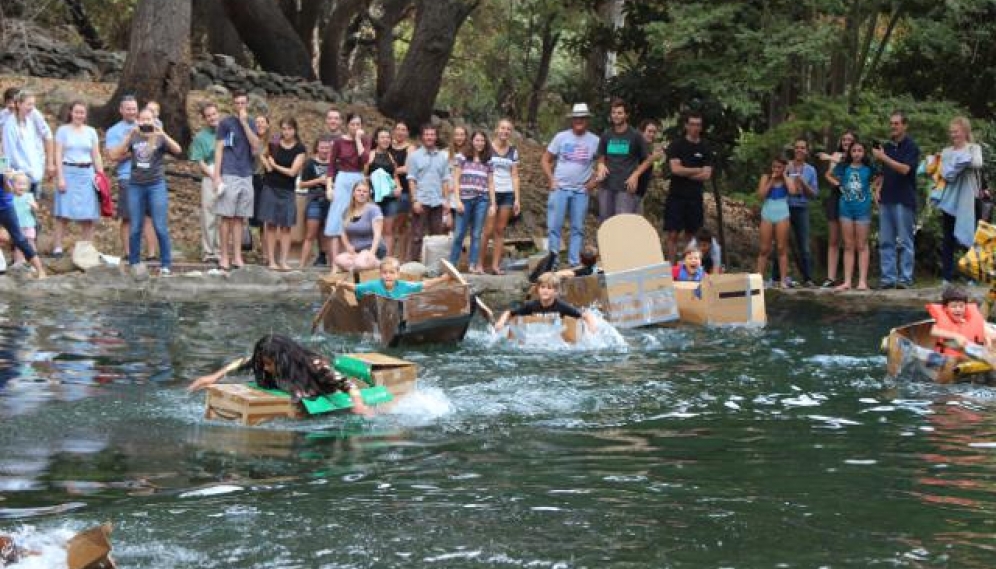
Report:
878,202,915,285
789,205,813,281
0,205,36,261
547,187,588,265
449,194,490,265
128,179,171,268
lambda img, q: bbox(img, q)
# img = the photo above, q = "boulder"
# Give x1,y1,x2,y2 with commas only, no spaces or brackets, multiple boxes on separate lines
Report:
72,241,102,271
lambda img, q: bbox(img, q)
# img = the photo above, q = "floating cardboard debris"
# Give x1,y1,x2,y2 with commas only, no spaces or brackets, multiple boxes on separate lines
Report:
674,273,766,325
67,523,116,569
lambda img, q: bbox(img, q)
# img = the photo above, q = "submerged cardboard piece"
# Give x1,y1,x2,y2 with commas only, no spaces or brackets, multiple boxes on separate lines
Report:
67,523,116,569
673,273,766,325
560,214,679,328
374,284,474,347
508,315,580,344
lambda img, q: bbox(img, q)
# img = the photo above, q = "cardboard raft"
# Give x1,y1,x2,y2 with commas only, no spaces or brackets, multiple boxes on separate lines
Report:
673,273,766,325
205,353,417,425
559,214,679,328
67,523,116,569
507,315,580,344
317,273,475,347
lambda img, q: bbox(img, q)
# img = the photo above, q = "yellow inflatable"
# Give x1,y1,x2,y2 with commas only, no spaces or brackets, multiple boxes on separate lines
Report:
958,220,996,317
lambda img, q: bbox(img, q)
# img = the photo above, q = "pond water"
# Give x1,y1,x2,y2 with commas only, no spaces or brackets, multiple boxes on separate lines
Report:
1,297,995,568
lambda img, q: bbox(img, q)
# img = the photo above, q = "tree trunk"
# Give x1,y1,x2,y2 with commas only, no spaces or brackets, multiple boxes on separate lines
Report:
318,0,367,90
62,0,104,50
192,0,248,65
378,0,479,128
526,16,559,132
279,0,327,61
222,0,314,80
96,0,192,145
372,0,413,98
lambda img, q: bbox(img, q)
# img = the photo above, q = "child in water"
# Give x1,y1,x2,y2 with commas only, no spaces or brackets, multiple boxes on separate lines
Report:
672,244,705,282
187,334,374,417
494,271,598,331
334,256,453,299
928,285,996,361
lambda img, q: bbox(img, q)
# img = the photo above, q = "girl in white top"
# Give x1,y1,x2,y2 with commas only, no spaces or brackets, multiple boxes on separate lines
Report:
481,118,521,274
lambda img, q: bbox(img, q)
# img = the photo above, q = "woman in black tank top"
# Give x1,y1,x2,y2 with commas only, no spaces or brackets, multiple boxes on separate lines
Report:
367,127,404,256
389,121,415,261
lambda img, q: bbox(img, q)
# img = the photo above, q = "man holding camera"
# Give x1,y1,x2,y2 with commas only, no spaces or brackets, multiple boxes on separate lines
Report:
873,111,920,289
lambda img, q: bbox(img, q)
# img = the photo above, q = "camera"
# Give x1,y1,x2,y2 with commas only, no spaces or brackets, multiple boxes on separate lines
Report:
870,139,882,150
139,124,154,133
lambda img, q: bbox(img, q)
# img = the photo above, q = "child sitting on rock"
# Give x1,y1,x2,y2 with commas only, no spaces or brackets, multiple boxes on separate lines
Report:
495,271,598,332
556,245,600,278
672,244,705,282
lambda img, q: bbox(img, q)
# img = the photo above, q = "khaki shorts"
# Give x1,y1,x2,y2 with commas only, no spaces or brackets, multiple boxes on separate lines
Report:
215,175,254,218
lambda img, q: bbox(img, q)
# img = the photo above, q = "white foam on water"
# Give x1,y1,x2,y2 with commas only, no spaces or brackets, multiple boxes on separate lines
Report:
861,405,896,413
808,415,861,428
782,393,825,408
968,442,996,448
724,400,741,410
383,387,454,424
178,484,244,498
807,354,885,367
859,398,879,404
844,459,878,465
491,313,628,353
424,549,482,563
4,524,77,569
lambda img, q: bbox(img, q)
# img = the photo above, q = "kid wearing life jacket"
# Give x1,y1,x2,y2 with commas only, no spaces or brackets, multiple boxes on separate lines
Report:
928,285,995,359
672,244,705,282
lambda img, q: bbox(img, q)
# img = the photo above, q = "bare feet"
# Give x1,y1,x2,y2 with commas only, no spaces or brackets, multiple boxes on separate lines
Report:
268,264,281,271
834,282,851,291
278,264,292,272
856,282,869,290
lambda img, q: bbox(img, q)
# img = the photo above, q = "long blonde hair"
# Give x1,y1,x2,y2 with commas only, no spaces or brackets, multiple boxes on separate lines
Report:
950,116,974,143
343,179,372,223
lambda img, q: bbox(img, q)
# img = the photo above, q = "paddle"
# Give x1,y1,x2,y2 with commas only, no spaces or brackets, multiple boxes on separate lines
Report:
311,288,338,334
440,259,495,324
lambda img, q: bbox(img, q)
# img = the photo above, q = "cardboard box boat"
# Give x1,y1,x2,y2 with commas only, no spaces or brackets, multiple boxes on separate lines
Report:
317,276,476,347
507,315,580,344
673,273,766,325
882,319,992,384
558,214,679,328
205,354,417,425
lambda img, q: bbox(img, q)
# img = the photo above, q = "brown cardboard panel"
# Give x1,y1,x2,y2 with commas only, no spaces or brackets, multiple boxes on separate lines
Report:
356,268,381,283
323,288,378,334
599,264,679,328
561,274,605,309
342,353,418,397
674,273,766,325
67,523,115,569
402,285,472,324
597,214,666,274
205,384,300,426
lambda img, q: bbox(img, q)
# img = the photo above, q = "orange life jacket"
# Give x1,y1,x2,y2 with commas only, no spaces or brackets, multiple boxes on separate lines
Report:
926,302,987,357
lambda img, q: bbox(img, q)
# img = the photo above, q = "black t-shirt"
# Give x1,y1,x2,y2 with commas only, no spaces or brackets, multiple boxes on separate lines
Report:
666,137,712,200
598,126,648,193
264,141,306,190
301,158,330,199
637,163,654,197
511,298,582,319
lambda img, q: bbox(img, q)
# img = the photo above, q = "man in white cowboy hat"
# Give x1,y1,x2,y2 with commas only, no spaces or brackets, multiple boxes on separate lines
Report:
541,102,600,266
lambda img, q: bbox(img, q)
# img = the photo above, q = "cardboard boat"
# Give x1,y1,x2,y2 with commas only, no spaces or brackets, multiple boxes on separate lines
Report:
507,315,581,344
673,273,766,325
559,214,679,328
881,319,992,384
316,272,476,347
204,353,416,425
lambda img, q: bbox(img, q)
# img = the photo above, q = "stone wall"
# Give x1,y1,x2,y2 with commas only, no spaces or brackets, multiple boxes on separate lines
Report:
0,20,339,102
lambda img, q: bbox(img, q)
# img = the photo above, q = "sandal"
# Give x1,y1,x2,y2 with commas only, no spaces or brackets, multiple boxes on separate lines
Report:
490,267,505,276
820,279,835,288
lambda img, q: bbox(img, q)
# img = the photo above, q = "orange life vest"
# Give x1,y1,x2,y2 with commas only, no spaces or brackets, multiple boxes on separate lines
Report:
926,302,987,357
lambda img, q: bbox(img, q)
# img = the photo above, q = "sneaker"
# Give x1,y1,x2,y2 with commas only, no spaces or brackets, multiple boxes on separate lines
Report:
820,279,836,288
313,253,327,267
159,267,172,277
875,282,896,290
803,280,816,288
896,282,911,290
51,249,63,259
782,278,799,289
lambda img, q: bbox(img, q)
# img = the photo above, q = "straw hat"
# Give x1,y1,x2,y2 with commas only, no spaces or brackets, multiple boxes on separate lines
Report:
568,103,592,118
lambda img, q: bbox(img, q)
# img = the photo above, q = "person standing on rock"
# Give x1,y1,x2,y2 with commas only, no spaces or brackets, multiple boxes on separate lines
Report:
212,91,260,271
259,117,306,271
407,124,452,264
325,107,344,141
389,121,415,262
541,103,600,266
1,89,54,201
595,98,651,222
664,111,712,263
53,101,105,254
783,138,819,287
324,113,369,274
636,119,665,210
109,107,182,276
189,101,221,263
873,111,920,289
106,95,157,262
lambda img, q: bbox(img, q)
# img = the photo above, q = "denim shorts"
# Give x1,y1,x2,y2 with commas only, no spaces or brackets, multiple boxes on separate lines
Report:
495,192,515,208
306,197,329,221
380,192,411,217
838,198,871,224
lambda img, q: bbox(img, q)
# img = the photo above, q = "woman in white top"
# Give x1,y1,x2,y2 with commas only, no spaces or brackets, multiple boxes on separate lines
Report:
481,119,521,274
53,101,105,255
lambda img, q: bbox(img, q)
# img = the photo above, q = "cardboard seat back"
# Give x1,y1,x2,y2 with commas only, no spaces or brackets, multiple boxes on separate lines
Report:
339,353,418,397
421,234,453,272
551,214,679,328
674,273,766,325
508,314,579,344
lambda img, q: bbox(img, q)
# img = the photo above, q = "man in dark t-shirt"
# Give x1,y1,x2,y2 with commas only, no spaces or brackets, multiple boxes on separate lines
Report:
595,98,651,222
872,111,920,289
664,112,713,262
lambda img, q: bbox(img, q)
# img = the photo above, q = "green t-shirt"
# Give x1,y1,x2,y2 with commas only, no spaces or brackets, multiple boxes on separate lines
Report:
189,127,216,165
355,279,424,300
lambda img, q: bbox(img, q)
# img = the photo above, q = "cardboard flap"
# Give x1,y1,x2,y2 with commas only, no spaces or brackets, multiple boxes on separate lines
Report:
343,352,413,368
597,214,665,273
67,523,114,569
401,284,472,324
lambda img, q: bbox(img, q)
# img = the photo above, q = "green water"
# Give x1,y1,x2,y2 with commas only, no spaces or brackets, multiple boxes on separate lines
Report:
1,297,995,568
